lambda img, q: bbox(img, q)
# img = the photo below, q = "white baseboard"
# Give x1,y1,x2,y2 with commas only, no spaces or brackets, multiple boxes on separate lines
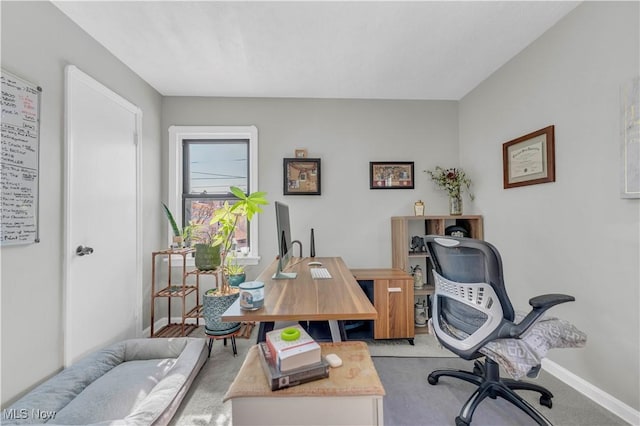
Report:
542,359,640,425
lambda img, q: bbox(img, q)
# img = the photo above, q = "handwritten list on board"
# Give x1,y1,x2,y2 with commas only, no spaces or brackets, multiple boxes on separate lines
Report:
1,69,41,245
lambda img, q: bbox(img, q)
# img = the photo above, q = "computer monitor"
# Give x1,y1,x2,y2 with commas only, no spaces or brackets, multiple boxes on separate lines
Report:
273,201,297,279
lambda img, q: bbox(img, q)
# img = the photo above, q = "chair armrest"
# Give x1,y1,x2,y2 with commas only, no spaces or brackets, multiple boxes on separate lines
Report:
508,294,575,338
530,293,575,309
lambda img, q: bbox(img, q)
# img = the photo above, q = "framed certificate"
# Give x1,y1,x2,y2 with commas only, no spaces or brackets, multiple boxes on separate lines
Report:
503,126,555,189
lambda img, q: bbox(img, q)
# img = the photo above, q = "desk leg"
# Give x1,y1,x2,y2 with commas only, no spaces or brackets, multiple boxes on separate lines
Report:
329,320,342,342
256,321,274,343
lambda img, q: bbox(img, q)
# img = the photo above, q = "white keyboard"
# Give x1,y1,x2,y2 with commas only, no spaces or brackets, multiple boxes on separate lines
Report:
310,267,332,279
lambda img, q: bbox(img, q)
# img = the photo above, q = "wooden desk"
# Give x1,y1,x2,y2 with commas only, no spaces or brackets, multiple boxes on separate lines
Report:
221,257,378,341
351,268,415,342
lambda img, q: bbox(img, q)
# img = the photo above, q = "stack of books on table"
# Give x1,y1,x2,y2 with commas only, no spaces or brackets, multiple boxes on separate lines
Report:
258,325,329,391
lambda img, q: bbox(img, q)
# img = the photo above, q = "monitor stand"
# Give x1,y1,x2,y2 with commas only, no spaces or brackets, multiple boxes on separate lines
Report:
272,257,297,280
272,270,297,279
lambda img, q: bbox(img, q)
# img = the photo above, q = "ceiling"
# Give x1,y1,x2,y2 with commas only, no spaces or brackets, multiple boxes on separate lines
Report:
52,1,580,100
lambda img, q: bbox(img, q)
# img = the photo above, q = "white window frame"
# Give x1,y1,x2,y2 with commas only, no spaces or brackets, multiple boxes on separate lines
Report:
168,125,260,266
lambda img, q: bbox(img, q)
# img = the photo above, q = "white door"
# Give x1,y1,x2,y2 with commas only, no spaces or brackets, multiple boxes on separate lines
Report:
63,65,142,366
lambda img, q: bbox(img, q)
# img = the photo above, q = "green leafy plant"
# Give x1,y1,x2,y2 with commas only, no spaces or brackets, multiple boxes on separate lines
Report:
224,252,245,276
183,221,214,245
162,203,181,237
424,166,475,200
210,186,268,294
162,203,185,248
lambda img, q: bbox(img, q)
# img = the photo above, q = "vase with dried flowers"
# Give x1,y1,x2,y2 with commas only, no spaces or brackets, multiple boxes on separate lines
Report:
425,166,474,215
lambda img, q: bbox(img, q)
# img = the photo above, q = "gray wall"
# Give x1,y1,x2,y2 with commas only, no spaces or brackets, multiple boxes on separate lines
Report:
1,2,164,406
459,2,639,410
162,98,460,275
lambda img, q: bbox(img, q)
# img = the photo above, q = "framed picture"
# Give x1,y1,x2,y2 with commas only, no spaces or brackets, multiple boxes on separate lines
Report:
503,125,555,189
284,158,321,195
294,149,308,158
369,161,415,189
621,76,640,198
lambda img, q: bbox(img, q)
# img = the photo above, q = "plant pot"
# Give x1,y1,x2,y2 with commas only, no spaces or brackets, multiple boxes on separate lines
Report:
202,288,241,335
172,235,183,249
449,196,462,215
227,273,246,287
194,243,221,271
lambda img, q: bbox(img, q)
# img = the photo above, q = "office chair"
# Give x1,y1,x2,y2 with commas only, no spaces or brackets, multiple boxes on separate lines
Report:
424,235,576,426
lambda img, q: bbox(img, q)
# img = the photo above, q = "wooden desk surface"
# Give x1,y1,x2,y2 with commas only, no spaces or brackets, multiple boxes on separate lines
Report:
221,257,378,322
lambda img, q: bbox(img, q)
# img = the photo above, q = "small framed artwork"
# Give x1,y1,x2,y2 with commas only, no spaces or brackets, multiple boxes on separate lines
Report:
284,158,321,195
503,125,555,189
294,149,308,158
369,161,415,189
621,76,640,198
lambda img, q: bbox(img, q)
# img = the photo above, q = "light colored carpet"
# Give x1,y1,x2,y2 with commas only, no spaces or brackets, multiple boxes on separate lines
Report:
375,357,625,426
171,326,622,426
365,332,455,357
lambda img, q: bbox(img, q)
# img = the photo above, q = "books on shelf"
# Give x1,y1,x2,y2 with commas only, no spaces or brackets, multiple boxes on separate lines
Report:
258,342,329,391
265,324,321,372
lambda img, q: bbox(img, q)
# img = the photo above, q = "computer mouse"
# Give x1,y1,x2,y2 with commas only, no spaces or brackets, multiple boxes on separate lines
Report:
308,261,322,266
325,353,342,368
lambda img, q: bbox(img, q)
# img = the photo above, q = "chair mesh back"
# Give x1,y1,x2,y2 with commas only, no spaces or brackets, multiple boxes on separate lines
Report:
431,245,489,335
439,291,488,335
430,244,486,282
426,237,515,354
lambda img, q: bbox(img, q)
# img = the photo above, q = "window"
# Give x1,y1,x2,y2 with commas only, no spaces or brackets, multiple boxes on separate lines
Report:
168,126,259,265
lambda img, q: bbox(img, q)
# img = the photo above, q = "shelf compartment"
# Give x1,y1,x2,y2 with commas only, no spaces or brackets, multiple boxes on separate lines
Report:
185,268,222,278
153,323,198,338
150,248,202,338
408,252,429,258
414,284,435,297
185,304,203,319
155,285,198,298
392,215,483,339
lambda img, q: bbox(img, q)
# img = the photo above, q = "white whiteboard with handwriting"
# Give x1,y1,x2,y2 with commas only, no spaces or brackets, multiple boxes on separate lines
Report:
1,69,41,245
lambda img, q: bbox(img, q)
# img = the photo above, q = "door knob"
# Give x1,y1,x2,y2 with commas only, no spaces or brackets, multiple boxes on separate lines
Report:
76,245,94,256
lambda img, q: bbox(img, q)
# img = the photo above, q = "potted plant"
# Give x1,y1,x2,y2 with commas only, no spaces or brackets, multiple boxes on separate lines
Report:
225,251,246,287
209,186,267,293
202,186,268,334
162,203,184,248
185,223,221,271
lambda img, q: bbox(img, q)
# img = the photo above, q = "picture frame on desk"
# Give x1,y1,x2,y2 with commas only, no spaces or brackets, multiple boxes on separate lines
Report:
503,125,555,189
284,158,321,195
369,161,415,189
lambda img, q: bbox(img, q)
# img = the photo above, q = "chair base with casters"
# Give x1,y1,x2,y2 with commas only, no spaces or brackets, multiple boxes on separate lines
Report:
428,357,553,426
205,324,241,357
